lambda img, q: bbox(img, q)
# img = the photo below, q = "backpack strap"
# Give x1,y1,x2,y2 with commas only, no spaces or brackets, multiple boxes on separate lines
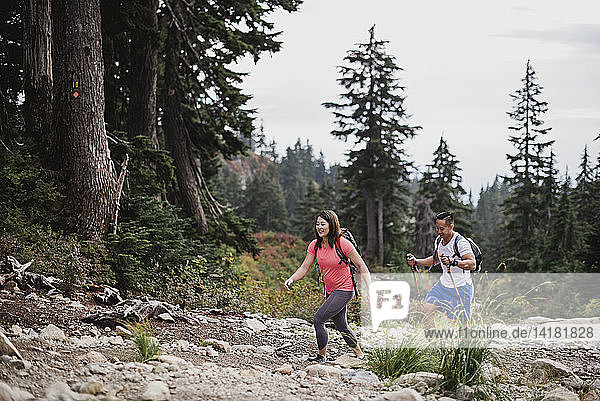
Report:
333,235,359,295
427,236,442,272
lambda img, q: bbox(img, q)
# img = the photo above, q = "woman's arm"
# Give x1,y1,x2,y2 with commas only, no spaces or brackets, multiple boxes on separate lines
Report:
284,251,316,289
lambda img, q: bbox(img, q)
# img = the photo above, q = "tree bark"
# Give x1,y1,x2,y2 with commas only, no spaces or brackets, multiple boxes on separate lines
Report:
127,0,158,147
378,195,384,266
52,0,117,239
23,0,54,167
164,6,208,234
100,0,120,132
365,189,376,263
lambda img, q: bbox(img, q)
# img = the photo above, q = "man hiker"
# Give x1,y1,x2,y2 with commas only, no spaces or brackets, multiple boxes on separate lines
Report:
406,211,476,324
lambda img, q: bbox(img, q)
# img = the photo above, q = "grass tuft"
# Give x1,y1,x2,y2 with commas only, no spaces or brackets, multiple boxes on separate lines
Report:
122,319,160,362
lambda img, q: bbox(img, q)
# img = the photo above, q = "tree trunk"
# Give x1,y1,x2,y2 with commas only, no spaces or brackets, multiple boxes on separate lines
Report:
365,189,376,263
127,0,158,147
52,0,117,240
100,0,120,132
377,195,384,266
164,7,208,234
23,0,54,167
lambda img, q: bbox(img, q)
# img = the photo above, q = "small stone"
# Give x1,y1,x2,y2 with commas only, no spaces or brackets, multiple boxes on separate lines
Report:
79,381,104,395
39,324,67,341
541,387,579,401
141,380,170,401
395,372,444,387
376,388,423,401
275,364,293,375
157,355,190,369
456,384,475,401
115,326,132,337
79,351,108,364
305,364,342,379
244,318,267,332
257,345,276,355
173,340,190,352
10,325,23,336
157,313,174,322
0,331,23,359
205,339,231,353
108,336,124,346
0,381,34,401
9,359,32,370
232,344,257,353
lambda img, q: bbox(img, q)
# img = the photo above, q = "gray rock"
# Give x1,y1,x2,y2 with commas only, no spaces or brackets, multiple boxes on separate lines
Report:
332,354,364,369
305,364,342,379
532,359,574,378
342,369,380,385
541,387,579,401
274,364,293,375
141,381,170,401
78,381,103,395
0,332,23,359
156,355,190,369
157,313,174,322
44,382,78,401
395,372,444,387
232,344,257,353
257,345,276,355
245,318,267,332
173,340,190,352
39,324,66,341
375,388,423,401
438,398,458,401
456,384,475,401
9,359,32,370
79,351,108,364
205,339,231,353
0,382,35,401
582,389,600,401
9,325,22,337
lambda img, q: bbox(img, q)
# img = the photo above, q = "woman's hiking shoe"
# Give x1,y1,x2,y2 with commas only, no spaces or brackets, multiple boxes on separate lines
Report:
307,354,327,363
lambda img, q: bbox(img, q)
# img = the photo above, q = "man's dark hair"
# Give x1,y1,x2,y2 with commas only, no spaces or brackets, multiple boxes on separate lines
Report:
435,211,454,226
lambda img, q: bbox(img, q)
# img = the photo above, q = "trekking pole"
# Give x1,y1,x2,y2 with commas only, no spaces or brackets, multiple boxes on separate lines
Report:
447,263,468,323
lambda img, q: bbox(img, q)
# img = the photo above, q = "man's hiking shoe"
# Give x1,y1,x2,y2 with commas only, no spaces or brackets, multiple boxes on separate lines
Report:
307,354,327,363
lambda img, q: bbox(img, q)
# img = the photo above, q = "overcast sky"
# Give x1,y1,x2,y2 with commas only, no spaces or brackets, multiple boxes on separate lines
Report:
235,0,600,197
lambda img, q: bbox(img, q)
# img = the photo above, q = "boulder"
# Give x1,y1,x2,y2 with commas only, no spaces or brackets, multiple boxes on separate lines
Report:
532,359,574,378
205,339,231,353
342,369,380,385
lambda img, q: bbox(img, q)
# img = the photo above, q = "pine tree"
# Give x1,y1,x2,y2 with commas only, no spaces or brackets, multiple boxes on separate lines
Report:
417,136,473,237
323,25,420,265
240,165,289,232
546,172,584,271
502,60,555,270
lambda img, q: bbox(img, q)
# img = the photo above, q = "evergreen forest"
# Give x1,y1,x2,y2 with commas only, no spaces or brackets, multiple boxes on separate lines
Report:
1,0,599,316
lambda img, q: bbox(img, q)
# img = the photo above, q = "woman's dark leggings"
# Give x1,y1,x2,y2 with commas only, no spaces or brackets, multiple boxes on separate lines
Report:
313,289,358,351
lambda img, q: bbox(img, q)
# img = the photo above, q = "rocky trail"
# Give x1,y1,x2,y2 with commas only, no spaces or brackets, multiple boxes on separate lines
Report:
1,287,600,401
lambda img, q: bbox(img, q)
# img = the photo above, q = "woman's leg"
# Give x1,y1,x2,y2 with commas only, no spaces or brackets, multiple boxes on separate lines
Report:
313,290,355,356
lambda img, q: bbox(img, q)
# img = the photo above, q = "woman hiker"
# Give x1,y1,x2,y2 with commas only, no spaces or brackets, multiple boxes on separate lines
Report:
284,210,371,363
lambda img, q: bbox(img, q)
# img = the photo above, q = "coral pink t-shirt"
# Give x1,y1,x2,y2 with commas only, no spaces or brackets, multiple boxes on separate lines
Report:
308,237,355,294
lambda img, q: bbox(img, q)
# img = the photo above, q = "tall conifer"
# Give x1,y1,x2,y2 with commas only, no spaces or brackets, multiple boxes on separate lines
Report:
323,26,420,265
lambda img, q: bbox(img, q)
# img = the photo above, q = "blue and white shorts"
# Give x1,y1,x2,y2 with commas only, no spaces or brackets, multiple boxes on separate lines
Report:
425,280,474,321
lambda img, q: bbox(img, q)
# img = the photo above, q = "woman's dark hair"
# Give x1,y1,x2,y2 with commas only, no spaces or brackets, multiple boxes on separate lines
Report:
314,210,342,248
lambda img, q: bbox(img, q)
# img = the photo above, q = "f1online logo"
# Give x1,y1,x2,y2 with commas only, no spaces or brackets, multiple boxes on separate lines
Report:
369,281,410,331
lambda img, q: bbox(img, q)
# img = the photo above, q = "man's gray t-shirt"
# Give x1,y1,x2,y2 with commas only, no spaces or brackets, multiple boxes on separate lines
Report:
437,231,472,288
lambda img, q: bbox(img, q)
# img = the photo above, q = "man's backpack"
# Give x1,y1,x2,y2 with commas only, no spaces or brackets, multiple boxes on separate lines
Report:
433,233,483,272
313,228,360,294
